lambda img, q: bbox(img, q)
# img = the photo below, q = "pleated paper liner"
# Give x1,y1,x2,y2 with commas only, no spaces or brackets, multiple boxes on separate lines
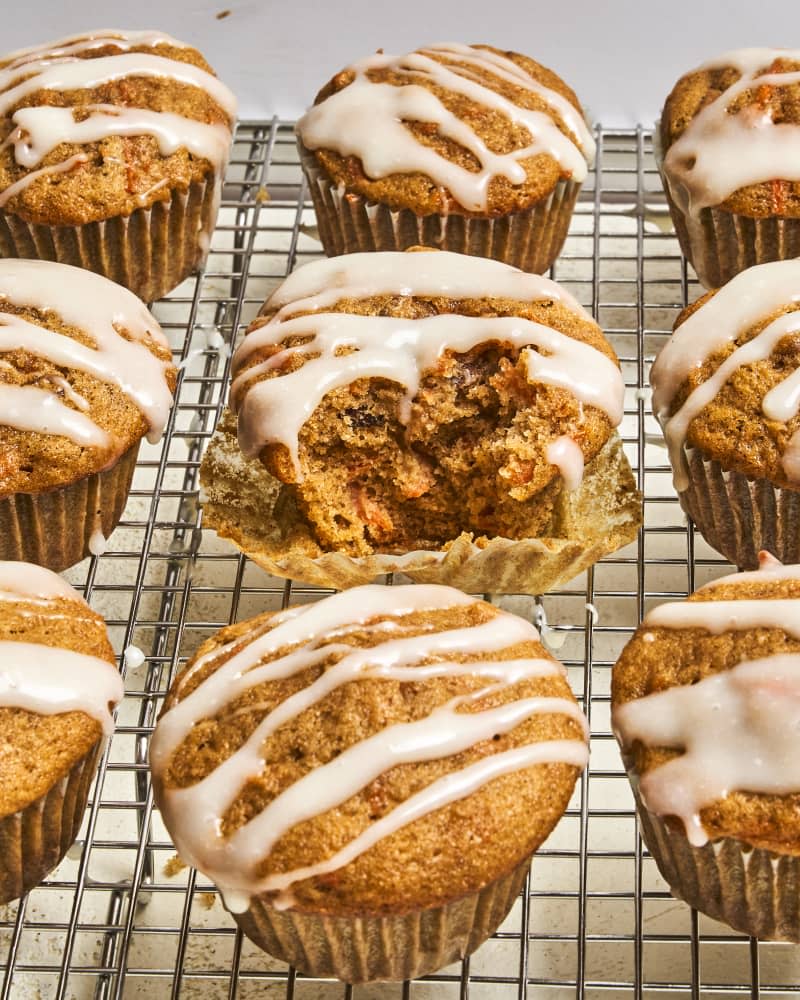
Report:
233,854,530,983
0,174,218,303
627,771,800,942
678,444,800,570
299,143,581,274
653,124,800,290
0,741,101,905
199,409,642,594
0,441,140,572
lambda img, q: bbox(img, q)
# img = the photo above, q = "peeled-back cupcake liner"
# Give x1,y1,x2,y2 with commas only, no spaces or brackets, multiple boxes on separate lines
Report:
199,409,642,594
0,441,140,571
298,143,581,274
0,740,101,905
233,853,530,983
0,175,216,302
626,769,800,942
677,444,800,570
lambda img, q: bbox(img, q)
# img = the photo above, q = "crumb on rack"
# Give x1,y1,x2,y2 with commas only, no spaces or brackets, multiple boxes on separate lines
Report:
163,855,188,877
216,8,231,18
198,892,216,910
255,187,270,203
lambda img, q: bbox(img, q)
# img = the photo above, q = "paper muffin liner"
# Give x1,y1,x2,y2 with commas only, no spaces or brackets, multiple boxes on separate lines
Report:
0,175,217,302
0,740,101,905
676,444,800,570
653,127,800,289
199,410,642,594
299,143,581,274
626,769,800,941
232,853,530,983
0,441,140,571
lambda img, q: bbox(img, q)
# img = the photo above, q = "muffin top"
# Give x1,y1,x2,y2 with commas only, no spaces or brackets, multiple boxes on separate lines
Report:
0,259,177,498
612,552,800,853
0,29,237,226
297,43,594,217
0,560,122,817
650,259,800,491
150,584,588,915
231,249,623,499
661,47,800,219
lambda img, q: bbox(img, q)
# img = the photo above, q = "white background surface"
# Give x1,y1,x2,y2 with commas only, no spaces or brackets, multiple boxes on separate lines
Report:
3,0,795,125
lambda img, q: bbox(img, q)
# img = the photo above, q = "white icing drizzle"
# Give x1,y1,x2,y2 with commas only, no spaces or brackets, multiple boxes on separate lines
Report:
0,640,122,735
650,260,800,490
0,30,237,209
150,584,588,910
0,259,174,445
232,252,622,472
645,597,800,635
663,48,800,218
545,435,585,491
0,560,88,604
297,43,593,213
614,652,800,846
699,550,800,589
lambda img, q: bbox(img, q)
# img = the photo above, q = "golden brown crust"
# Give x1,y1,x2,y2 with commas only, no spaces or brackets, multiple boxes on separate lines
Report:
156,599,584,915
0,302,177,497
661,54,800,218
0,38,233,225
0,592,115,817
304,45,589,217
666,290,800,487
612,576,800,853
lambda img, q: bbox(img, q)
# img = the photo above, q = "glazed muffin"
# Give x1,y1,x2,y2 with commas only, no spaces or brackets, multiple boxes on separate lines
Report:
0,29,237,301
0,258,177,570
150,583,588,982
650,258,800,569
0,560,123,904
297,43,594,273
200,249,641,593
660,48,800,288
612,552,800,940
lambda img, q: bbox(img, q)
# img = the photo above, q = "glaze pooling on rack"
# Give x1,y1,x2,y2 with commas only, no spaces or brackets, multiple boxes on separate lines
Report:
297,43,593,213
0,29,237,208
614,561,800,844
662,47,800,217
150,584,589,912
231,251,623,478
0,259,174,445
649,260,800,491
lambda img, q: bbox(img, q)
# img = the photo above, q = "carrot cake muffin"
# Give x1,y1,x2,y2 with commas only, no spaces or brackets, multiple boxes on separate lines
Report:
200,248,641,593
0,560,123,904
0,258,177,570
612,552,800,940
651,258,800,569
150,583,589,982
0,29,237,301
297,43,594,273
660,48,800,288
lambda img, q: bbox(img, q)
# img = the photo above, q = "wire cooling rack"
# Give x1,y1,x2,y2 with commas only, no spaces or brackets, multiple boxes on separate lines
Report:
2,121,798,1000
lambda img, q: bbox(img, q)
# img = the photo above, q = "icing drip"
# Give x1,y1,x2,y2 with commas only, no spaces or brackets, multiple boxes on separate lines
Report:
150,584,588,909
663,48,800,219
0,640,123,735
613,653,800,846
0,560,88,604
650,260,800,490
644,597,800,636
0,30,237,209
297,43,593,213
232,252,622,473
0,259,174,445
545,435,585,491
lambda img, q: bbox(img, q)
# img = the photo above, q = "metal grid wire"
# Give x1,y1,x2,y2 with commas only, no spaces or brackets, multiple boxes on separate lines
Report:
2,121,798,999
